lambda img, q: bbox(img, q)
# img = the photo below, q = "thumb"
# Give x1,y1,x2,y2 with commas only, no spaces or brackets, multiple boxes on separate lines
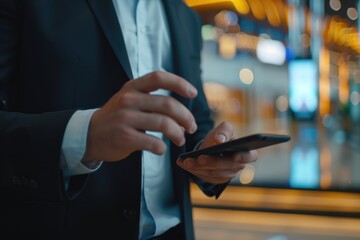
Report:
202,121,234,148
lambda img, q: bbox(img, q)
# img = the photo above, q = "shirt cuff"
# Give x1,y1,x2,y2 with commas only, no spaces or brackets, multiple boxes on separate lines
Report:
61,108,102,177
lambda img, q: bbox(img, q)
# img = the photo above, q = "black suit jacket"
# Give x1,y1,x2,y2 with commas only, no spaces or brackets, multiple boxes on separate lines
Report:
0,0,216,239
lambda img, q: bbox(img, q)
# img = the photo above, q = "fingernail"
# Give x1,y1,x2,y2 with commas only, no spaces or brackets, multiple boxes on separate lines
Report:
179,137,185,146
176,159,183,167
215,133,227,143
190,122,197,134
188,87,198,97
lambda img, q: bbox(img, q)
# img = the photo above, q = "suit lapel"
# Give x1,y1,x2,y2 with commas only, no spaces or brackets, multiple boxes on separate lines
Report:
163,0,189,79
163,0,192,108
86,0,133,79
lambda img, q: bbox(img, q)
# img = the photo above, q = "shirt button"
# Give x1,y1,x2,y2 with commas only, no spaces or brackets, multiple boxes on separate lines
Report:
123,208,137,221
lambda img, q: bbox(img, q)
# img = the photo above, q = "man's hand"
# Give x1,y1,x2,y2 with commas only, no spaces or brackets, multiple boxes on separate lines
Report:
83,71,198,162
177,121,258,185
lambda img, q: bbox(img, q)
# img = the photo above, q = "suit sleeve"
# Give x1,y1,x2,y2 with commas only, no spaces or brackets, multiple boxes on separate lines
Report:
0,0,77,201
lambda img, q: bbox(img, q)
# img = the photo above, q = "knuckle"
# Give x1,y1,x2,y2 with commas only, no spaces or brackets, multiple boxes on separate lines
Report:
219,121,233,136
162,97,175,110
147,140,166,154
222,121,233,130
158,117,173,135
235,153,245,163
119,111,133,123
150,71,164,82
115,127,134,144
118,93,137,108
122,80,138,93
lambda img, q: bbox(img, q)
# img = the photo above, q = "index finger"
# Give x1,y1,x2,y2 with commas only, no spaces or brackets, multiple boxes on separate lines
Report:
131,71,198,98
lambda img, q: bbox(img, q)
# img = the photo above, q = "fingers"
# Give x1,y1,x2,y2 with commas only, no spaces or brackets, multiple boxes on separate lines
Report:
124,93,197,135
180,150,257,170
84,71,199,161
200,151,257,169
200,121,234,148
117,71,197,135
120,110,187,147
188,168,244,183
131,71,198,98
213,121,234,143
177,150,258,184
129,130,167,155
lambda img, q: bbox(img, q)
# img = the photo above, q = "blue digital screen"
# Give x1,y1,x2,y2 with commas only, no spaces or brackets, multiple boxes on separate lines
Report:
289,146,319,189
288,59,318,119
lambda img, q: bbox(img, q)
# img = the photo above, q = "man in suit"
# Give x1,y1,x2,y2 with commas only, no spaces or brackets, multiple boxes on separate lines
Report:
0,0,258,239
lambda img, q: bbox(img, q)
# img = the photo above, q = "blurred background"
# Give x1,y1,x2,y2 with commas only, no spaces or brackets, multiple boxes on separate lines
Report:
183,0,360,239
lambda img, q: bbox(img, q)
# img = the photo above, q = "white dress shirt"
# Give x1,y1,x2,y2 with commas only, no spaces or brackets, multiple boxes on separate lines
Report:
61,0,181,239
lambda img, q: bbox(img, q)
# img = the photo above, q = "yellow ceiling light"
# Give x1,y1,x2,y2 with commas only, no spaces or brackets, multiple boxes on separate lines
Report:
246,0,266,20
262,0,281,27
274,0,288,28
184,0,225,8
232,0,250,15
184,0,250,15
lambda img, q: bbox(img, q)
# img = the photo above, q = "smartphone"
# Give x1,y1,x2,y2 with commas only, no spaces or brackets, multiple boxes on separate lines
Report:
179,133,291,160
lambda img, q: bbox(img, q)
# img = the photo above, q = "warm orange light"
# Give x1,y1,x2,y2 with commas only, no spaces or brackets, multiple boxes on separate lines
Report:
320,171,332,190
214,10,229,28
185,0,360,53
287,4,296,29
324,16,360,53
247,0,266,20
262,0,281,27
232,0,250,15
274,0,288,28
185,0,293,30
320,145,332,190
203,83,230,111
219,34,237,59
319,48,330,117
184,0,250,15
239,165,255,184
191,184,360,214
239,68,254,85
235,32,259,51
338,54,350,104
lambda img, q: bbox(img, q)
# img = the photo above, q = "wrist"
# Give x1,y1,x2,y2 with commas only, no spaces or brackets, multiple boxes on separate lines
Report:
82,109,100,161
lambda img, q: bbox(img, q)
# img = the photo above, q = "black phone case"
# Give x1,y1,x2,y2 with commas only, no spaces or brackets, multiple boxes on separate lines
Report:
179,133,291,160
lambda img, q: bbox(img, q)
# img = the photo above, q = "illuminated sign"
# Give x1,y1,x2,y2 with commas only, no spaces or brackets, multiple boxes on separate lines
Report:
289,59,318,119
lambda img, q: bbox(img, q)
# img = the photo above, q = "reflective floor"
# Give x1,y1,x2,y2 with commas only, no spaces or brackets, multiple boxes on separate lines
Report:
193,208,360,240
192,116,360,239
